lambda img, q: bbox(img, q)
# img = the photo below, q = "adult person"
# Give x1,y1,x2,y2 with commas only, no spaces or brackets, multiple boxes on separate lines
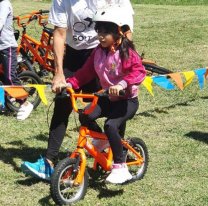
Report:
21,0,134,181
0,0,33,120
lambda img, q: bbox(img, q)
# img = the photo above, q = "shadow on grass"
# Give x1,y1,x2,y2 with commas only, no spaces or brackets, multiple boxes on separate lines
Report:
17,176,49,186
38,195,54,206
185,131,208,144
87,167,124,199
0,140,46,172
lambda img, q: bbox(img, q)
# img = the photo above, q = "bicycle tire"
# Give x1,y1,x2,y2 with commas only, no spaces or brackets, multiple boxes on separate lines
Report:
142,62,173,75
16,56,36,73
124,137,149,181
5,71,43,112
50,157,89,205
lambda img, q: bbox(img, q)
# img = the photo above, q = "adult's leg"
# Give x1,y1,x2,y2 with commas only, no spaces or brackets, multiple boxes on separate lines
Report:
46,46,95,163
104,98,139,163
0,47,20,85
46,97,72,163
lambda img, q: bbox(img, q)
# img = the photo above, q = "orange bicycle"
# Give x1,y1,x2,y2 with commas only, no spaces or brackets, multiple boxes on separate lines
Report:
13,10,55,77
50,88,149,205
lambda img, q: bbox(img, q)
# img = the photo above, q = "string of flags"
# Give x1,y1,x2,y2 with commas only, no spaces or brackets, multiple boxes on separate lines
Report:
141,67,207,96
0,68,207,106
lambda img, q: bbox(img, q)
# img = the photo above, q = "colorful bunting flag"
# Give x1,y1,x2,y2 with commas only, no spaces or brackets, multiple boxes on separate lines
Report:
4,87,28,99
167,72,183,90
27,84,48,105
181,71,195,88
152,76,175,89
194,68,207,89
0,66,207,106
0,87,5,106
141,76,154,96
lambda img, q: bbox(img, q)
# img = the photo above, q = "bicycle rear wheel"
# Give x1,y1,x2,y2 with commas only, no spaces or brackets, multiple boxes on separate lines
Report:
124,137,149,181
50,157,89,205
5,71,43,112
142,62,173,75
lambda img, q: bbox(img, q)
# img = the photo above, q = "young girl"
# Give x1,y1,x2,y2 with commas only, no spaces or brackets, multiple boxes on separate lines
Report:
0,0,33,120
66,4,146,184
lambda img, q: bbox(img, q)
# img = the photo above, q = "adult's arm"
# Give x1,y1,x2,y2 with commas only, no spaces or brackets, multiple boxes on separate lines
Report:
51,26,67,93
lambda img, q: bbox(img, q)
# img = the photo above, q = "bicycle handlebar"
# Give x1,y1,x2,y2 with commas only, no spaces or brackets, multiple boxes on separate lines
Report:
39,10,50,14
29,15,38,22
94,89,126,97
57,87,126,115
13,10,49,27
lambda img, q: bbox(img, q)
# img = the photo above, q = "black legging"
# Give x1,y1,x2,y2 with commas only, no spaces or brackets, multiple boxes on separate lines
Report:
79,97,139,163
0,47,20,85
46,45,100,163
0,47,24,103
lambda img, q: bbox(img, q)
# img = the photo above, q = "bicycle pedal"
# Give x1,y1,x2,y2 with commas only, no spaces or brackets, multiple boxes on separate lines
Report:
39,69,49,77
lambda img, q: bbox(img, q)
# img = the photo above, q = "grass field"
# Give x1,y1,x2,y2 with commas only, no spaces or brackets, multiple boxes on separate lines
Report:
131,0,208,5
1,1,208,206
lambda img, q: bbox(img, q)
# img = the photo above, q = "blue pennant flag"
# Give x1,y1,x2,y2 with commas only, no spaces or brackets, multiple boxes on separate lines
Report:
194,68,206,89
152,76,175,89
0,87,5,106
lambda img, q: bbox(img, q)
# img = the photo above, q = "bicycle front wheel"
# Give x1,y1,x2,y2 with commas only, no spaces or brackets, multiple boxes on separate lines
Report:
142,62,173,75
5,71,43,112
50,157,89,205
124,137,149,181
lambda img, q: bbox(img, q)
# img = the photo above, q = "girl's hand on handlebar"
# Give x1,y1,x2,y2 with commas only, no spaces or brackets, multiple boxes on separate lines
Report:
108,85,123,96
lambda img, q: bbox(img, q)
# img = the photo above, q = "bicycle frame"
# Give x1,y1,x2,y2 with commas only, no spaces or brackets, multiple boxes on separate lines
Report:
65,87,144,186
19,36,54,71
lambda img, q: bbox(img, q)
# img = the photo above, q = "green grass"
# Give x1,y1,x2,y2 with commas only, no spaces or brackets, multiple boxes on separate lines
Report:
131,0,208,5
1,1,208,206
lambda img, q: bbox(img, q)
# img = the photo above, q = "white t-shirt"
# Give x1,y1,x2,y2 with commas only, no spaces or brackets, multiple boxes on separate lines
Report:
48,0,134,50
0,0,18,50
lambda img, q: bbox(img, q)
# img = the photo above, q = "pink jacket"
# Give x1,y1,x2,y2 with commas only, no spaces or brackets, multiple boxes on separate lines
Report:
66,45,146,101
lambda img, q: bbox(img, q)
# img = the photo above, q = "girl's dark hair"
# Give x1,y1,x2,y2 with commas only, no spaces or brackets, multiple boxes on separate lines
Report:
95,21,136,60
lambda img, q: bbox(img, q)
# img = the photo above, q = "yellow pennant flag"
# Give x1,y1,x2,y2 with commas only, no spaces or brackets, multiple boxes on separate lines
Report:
26,84,48,105
142,76,154,97
181,71,195,88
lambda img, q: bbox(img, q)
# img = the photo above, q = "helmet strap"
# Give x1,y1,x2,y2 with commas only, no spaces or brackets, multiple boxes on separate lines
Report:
110,26,131,52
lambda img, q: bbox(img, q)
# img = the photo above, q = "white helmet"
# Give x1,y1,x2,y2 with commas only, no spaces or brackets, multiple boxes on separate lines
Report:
93,4,133,31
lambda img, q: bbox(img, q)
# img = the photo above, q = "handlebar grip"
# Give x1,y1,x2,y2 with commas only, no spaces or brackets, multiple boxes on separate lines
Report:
39,10,50,14
119,90,126,96
53,87,70,101
94,89,126,97
13,17,17,21
29,15,38,21
105,89,126,96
